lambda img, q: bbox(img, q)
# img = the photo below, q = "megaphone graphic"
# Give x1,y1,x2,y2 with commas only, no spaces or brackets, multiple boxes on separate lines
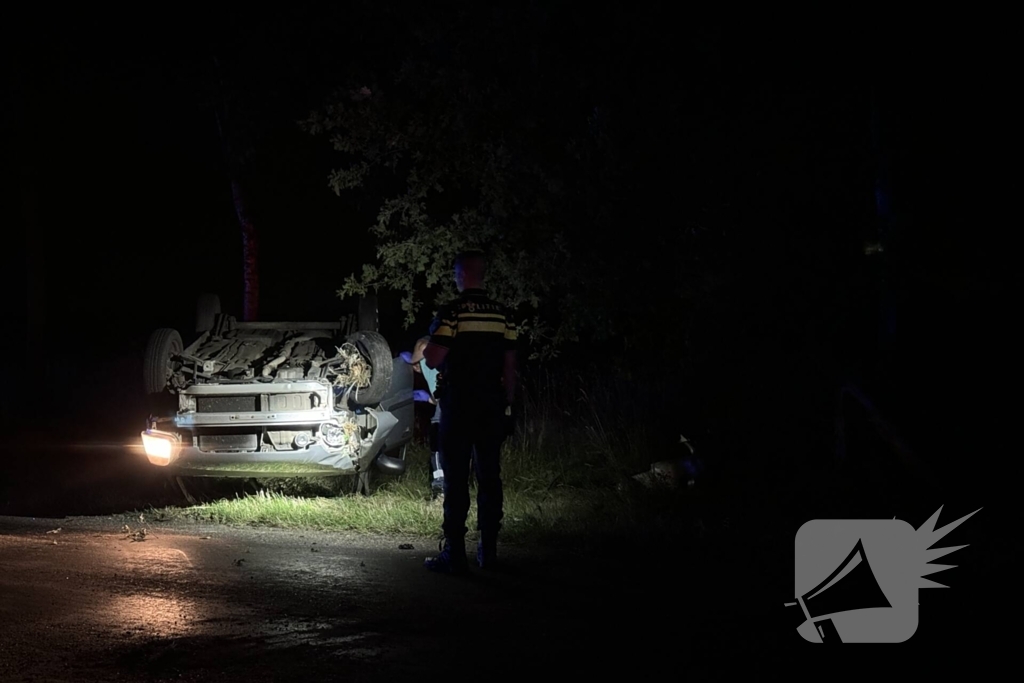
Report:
793,539,892,643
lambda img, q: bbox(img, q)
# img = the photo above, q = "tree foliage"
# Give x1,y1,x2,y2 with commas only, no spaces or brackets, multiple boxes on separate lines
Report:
303,8,871,366
302,5,713,358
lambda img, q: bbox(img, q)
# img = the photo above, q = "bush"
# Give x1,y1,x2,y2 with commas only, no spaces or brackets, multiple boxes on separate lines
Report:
501,363,675,490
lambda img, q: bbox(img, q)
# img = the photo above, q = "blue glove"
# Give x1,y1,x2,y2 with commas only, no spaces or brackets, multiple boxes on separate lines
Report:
413,389,433,403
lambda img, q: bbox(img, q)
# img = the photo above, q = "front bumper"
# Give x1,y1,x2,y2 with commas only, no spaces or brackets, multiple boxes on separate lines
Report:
142,432,361,470
140,417,395,476
140,379,408,477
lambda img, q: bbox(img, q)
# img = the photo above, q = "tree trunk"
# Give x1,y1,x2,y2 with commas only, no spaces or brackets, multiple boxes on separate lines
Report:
212,55,259,322
231,180,259,322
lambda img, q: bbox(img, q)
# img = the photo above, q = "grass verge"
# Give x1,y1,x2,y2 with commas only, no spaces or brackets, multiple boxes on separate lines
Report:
153,366,753,552
156,448,748,554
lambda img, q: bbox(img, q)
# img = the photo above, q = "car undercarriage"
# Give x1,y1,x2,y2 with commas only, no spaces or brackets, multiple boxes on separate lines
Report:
139,298,414,491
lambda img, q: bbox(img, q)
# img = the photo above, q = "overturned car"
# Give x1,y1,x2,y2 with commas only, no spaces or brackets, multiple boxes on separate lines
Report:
139,296,414,494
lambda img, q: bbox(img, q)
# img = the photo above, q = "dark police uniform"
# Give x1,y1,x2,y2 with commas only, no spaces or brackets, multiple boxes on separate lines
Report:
428,287,517,543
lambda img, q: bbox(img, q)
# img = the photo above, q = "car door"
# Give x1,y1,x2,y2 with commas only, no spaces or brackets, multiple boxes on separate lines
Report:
377,354,415,456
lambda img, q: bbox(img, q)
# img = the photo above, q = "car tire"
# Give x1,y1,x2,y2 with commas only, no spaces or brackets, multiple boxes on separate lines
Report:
345,330,393,407
144,328,183,397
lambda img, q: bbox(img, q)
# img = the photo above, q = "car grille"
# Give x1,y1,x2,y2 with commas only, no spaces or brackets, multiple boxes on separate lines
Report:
194,394,317,413
196,396,257,413
198,432,259,452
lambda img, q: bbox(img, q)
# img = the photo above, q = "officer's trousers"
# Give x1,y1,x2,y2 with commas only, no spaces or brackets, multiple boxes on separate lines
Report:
438,392,505,540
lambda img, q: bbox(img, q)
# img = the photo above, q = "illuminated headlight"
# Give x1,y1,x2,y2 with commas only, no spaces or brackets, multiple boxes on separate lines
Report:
141,430,180,466
320,422,346,447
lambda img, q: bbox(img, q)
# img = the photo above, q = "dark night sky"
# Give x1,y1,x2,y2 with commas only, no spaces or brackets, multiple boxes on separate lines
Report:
5,11,374,341
2,11,1013,458
7,17,891,337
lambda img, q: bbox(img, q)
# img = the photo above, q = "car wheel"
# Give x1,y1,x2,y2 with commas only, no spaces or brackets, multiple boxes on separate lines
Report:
144,328,183,397
344,330,393,408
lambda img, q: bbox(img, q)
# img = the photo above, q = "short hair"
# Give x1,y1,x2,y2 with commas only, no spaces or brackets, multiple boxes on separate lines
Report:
454,249,486,276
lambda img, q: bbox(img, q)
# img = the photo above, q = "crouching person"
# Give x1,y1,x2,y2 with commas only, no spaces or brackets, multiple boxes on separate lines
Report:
402,336,445,500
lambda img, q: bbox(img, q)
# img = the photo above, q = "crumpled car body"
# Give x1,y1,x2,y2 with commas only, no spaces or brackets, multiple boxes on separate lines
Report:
139,311,414,479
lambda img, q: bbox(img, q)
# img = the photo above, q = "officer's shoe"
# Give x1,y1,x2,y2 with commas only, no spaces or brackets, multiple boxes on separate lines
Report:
424,538,468,575
477,535,497,569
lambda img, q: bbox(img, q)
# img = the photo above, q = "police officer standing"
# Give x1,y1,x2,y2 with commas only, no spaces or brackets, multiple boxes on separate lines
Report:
422,250,517,574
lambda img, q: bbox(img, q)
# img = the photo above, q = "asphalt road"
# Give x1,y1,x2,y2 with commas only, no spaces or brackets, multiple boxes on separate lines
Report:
0,437,1011,679
1,512,790,681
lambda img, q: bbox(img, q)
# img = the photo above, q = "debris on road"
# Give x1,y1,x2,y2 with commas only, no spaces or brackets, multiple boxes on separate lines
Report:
46,527,61,534
122,524,148,542
234,558,245,566
398,543,414,550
